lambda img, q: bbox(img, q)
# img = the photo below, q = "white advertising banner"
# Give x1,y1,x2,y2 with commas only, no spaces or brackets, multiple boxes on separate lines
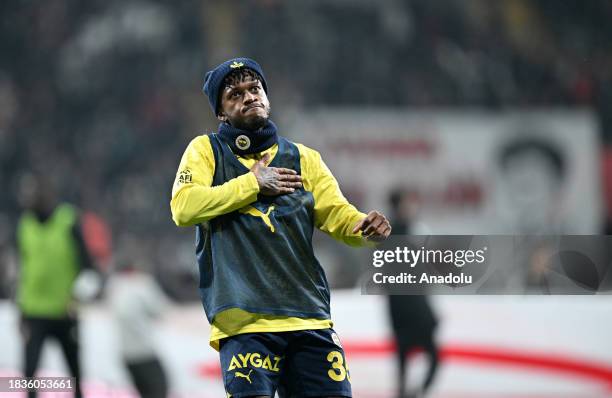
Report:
285,109,602,234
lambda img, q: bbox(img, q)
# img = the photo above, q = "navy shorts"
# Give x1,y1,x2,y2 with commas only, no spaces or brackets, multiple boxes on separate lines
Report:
219,328,352,398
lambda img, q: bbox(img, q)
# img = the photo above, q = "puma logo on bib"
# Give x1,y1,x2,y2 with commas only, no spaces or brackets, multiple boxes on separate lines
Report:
239,205,276,232
234,369,253,384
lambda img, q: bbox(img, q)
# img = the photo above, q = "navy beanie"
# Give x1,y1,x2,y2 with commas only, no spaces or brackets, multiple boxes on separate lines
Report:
202,57,268,116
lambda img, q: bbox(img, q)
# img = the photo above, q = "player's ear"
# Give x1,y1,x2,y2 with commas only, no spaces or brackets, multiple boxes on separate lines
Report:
217,112,227,122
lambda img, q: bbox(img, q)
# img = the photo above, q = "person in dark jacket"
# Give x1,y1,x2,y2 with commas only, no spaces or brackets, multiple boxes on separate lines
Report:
387,189,439,398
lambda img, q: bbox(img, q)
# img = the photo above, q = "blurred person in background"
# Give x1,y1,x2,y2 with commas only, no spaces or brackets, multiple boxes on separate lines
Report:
170,58,391,398
105,253,170,398
16,174,92,398
386,189,439,398
496,136,567,234
496,136,569,292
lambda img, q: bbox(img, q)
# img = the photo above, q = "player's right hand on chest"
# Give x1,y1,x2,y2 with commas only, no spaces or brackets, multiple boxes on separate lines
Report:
250,153,303,195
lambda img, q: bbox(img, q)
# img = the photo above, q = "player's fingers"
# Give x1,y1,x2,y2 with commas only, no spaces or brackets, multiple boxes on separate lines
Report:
369,224,386,237
262,186,295,195
276,178,301,188
286,180,303,188
353,211,378,234
365,210,381,225
363,216,384,235
277,187,295,194
375,224,391,238
260,153,271,164
278,174,302,182
274,167,297,175
366,224,391,241
362,224,376,236
278,180,301,188
285,181,303,188
352,218,366,234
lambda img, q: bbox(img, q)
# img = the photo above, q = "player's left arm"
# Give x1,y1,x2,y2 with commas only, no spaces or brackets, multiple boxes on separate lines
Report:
298,144,391,246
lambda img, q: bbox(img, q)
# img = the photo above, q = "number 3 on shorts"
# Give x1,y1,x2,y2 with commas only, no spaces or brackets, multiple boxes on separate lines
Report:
326,351,351,382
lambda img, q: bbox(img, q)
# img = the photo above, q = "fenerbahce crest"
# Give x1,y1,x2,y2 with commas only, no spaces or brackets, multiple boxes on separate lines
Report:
235,135,251,151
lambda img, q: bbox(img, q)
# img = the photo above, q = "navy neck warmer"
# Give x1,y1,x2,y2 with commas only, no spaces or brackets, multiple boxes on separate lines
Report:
218,120,278,155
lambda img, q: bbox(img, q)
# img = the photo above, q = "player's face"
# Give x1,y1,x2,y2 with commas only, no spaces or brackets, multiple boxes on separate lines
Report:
218,77,270,131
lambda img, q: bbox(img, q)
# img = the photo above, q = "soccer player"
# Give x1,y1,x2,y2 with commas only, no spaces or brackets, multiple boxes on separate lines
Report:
170,58,391,398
